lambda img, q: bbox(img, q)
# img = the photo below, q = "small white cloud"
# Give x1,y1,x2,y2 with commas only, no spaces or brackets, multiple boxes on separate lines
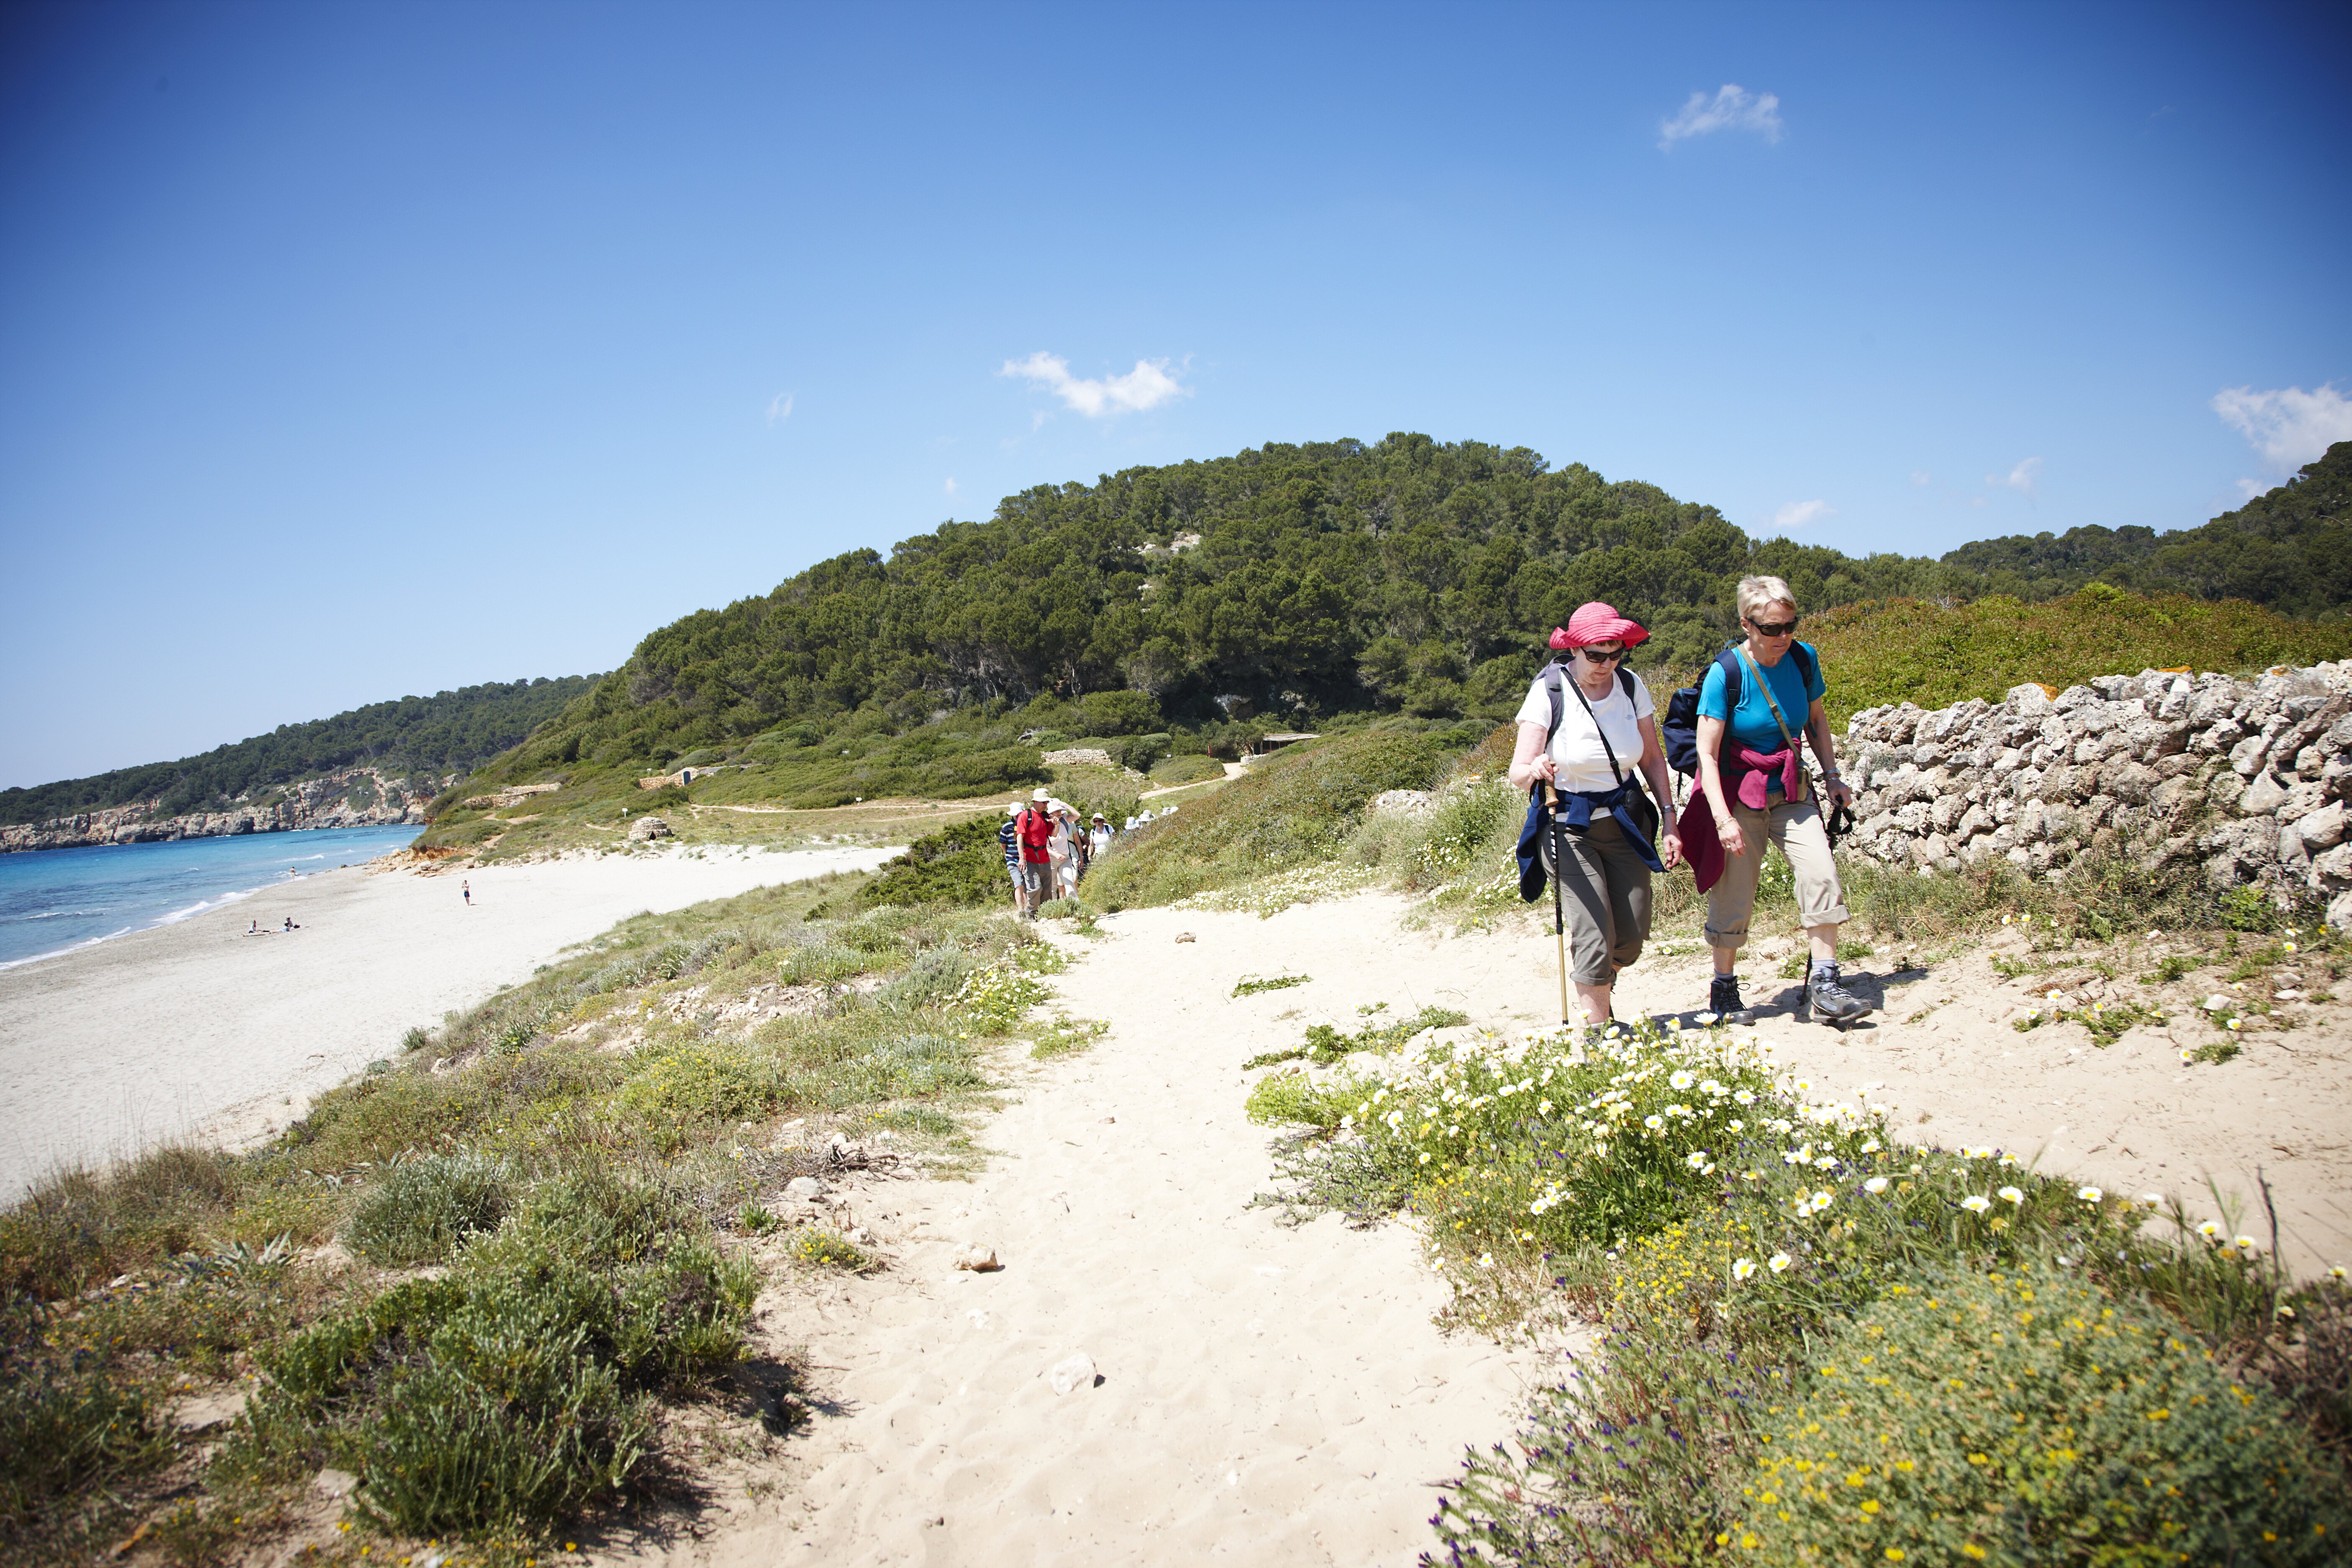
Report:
1910,470,1932,487
944,477,958,498
2211,383,2352,470
1659,84,1783,150
1772,499,1835,531
1986,456,2043,498
766,392,794,424
1000,351,1189,418
2236,477,2267,501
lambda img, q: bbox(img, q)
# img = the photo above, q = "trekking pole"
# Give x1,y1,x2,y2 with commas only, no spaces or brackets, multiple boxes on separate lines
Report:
1548,782,1571,1028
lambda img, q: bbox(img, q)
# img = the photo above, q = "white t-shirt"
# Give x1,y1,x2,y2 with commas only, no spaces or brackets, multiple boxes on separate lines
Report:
1514,667,1655,793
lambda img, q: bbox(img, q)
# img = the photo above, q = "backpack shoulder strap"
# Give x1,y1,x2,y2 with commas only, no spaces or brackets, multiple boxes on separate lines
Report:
1617,665,1637,703
1716,647,1744,713
1542,660,1567,745
1791,640,1815,690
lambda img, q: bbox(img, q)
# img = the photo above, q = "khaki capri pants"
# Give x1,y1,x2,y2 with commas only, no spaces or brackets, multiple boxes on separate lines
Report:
1555,815,1653,986
1703,796,1850,951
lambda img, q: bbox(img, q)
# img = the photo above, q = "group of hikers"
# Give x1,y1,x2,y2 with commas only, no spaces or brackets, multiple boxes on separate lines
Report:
999,787,1168,917
1510,574,1873,1030
990,572,1864,1027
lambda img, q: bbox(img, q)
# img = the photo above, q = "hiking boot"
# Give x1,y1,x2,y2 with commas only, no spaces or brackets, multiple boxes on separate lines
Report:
1807,962,1874,1025
1705,974,1754,1026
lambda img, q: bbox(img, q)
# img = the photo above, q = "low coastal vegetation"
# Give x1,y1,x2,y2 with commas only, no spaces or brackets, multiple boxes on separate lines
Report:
1249,1011,2352,1563
0,872,1083,1565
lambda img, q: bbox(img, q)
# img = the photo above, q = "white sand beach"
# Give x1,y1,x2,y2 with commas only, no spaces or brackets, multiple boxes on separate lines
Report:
0,843,897,1200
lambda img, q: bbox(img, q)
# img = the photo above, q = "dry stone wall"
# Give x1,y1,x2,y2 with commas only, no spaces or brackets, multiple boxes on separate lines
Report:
1839,662,2352,928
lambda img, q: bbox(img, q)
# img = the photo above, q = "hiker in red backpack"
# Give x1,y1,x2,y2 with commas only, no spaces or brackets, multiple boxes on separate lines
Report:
1689,575,1870,1027
1015,788,1060,918
1508,601,1684,1031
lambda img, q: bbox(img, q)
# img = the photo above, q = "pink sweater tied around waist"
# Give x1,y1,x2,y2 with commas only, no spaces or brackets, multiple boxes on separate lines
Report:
1733,745,1802,810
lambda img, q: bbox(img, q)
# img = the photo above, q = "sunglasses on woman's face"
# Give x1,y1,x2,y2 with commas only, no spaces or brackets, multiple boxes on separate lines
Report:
1747,617,1799,638
1578,645,1627,664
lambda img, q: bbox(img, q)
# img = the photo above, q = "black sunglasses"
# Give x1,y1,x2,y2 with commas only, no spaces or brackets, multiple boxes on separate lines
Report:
1576,646,1628,664
1746,617,1799,637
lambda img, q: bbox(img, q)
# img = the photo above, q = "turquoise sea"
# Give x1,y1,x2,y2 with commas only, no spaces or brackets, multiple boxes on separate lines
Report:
0,826,422,970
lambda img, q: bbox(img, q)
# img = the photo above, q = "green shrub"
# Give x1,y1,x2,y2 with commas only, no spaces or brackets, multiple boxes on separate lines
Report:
817,1033,984,1104
245,1180,753,1541
788,1229,874,1270
877,947,977,1011
0,1373,169,1531
1414,778,1519,876
345,1153,511,1266
861,813,1010,909
1240,1004,1467,1068
617,1041,787,1132
776,940,872,986
1728,1257,2350,1565
1231,972,1311,997
1243,1068,1349,1129
0,1144,245,1299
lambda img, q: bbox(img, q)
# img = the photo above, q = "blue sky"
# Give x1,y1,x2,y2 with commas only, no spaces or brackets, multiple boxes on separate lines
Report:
3,0,2348,789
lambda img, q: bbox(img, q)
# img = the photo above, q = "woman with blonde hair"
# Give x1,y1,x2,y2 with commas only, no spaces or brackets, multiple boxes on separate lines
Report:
1690,575,1870,1025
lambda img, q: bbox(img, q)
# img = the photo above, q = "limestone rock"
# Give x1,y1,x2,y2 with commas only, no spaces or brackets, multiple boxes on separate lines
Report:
1049,1352,1098,1395
785,1176,827,1202
955,1245,1002,1272
1174,932,1195,943
2300,802,2349,853
312,1468,360,1501
2277,779,2331,823
1365,789,1437,818
2238,773,2289,817
2006,683,2055,713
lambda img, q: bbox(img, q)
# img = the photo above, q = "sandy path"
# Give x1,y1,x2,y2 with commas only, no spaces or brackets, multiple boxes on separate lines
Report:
637,891,2352,1566
0,844,897,1198
1625,944,2352,1276
633,895,1551,1568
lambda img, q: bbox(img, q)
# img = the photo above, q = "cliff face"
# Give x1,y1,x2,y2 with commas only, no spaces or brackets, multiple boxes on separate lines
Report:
0,766,450,854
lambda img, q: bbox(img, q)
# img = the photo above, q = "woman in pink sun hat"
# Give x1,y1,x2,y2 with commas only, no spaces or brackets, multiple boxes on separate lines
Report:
1508,601,1683,1029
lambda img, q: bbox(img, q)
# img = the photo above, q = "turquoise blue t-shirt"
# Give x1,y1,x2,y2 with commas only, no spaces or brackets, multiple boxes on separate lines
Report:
1698,642,1825,762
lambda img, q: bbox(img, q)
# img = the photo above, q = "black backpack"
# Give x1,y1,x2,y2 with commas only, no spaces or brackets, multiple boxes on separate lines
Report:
1661,641,1815,776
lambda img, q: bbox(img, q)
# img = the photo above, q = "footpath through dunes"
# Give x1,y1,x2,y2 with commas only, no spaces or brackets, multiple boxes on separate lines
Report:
624,894,1547,1568
0,843,898,1201
632,886,2352,1568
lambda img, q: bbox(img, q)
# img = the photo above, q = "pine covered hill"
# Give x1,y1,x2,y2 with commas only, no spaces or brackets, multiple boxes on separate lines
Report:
0,677,597,828
462,435,2352,801
1940,440,2352,612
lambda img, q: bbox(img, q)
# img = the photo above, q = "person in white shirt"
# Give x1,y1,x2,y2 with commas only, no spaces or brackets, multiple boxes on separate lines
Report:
1088,813,1112,859
1508,601,1684,1030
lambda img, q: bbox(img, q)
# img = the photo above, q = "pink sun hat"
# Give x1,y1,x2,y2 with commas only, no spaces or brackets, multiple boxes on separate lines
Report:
1548,601,1652,651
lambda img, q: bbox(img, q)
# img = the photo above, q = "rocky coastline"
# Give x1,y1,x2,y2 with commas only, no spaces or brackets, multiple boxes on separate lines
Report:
1839,660,2352,926
0,766,448,854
